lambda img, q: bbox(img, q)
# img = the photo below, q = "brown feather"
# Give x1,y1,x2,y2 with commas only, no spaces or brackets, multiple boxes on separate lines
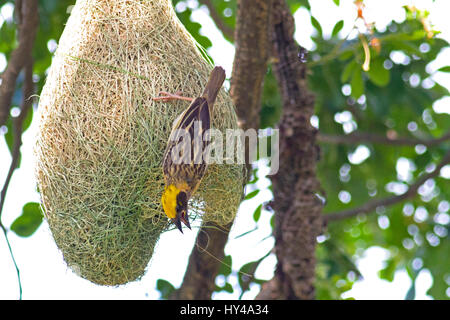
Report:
162,67,225,201
201,66,226,110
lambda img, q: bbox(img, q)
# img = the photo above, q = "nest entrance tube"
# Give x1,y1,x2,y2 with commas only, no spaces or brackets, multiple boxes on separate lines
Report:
35,0,244,286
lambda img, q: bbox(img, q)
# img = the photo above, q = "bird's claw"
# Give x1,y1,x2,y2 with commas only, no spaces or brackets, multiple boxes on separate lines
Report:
152,91,194,102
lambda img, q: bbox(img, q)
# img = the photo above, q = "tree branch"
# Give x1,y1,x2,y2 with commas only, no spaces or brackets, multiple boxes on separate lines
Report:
0,0,39,128
0,58,34,302
198,0,235,41
0,0,38,301
318,131,450,147
325,150,450,222
170,0,271,300
169,222,231,300
256,0,323,300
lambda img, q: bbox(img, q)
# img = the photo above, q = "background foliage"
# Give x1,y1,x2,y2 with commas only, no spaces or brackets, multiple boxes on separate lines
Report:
1,0,449,299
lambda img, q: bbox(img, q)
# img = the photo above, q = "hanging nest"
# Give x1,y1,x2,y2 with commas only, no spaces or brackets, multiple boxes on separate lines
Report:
34,0,244,286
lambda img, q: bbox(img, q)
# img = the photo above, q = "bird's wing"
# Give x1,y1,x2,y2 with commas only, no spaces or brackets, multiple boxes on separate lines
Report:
163,97,210,189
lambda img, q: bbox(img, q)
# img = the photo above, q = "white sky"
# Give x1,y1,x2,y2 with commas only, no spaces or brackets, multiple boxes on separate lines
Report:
1,0,449,299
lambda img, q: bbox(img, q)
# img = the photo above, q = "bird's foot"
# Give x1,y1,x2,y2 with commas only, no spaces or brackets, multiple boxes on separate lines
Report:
152,91,194,102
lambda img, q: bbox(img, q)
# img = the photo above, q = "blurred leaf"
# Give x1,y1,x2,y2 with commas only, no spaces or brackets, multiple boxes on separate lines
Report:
341,60,357,83
379,258,398,282
309,14,450,300
332,20,344,37
22,105,34,133
253,204,263,222
311,16,322,37
367,57,390,87
237,250,271,298
173,2,213,51
350,67,364,98
156,279,176,300
437,66,450,73
333,0,340,6
238,261,258,293
247,174,258,185
0,19,17,54
10,202,43,237
244,189,259,200
217,255,232,277
234,226,258,239
287,0,310,12
216,282,234,293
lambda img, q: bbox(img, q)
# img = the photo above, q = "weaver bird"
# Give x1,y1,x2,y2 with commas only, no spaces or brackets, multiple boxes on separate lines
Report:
154,66,226,233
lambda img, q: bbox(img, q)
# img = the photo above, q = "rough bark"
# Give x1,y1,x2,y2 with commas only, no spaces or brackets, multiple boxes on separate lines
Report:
171,0,271,299
256,0,323,300
230,0,271,133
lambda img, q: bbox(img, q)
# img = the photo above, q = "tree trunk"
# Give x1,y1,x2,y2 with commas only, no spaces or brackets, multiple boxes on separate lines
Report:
257,0,323,300
171,0,272,299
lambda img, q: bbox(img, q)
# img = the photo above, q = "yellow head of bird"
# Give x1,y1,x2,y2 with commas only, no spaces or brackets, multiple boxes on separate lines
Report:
161,184,191,233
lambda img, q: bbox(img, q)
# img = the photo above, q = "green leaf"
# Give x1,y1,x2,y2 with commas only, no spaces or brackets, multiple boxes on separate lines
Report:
367,58,390,87
332,20,344,37
244,189,259,200
223,282,234,293
22,106,34,133
378,258,397,282
310,16,323,37
338,49,354,61
237,250,272,298
333,0,340,5
247,168,258,184
253,204,263,222
437,66,450,73
341,60,357,83
287,0,310,12
156,279,176,300
350,67,364,99
215,282,234,293
10,202,43,237
217,255,232,276
237,261,258,292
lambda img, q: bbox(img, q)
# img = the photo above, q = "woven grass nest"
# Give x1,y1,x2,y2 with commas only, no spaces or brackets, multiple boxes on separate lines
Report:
34,0,244,286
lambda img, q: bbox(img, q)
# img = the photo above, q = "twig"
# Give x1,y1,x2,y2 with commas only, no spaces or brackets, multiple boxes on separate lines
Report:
318,131,450,147
308,31,414,68
0,0,38,300
0,227,22,298
325,150,450,222
0,0,39,128
0,60,34,301
198,0,235,41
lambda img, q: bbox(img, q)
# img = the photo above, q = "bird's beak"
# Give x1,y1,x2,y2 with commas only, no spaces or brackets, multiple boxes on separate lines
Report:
173,211,191,233
173,216,183,233
180,211,191,230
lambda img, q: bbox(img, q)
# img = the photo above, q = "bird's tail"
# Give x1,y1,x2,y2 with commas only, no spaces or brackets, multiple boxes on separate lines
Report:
201,66,226,110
